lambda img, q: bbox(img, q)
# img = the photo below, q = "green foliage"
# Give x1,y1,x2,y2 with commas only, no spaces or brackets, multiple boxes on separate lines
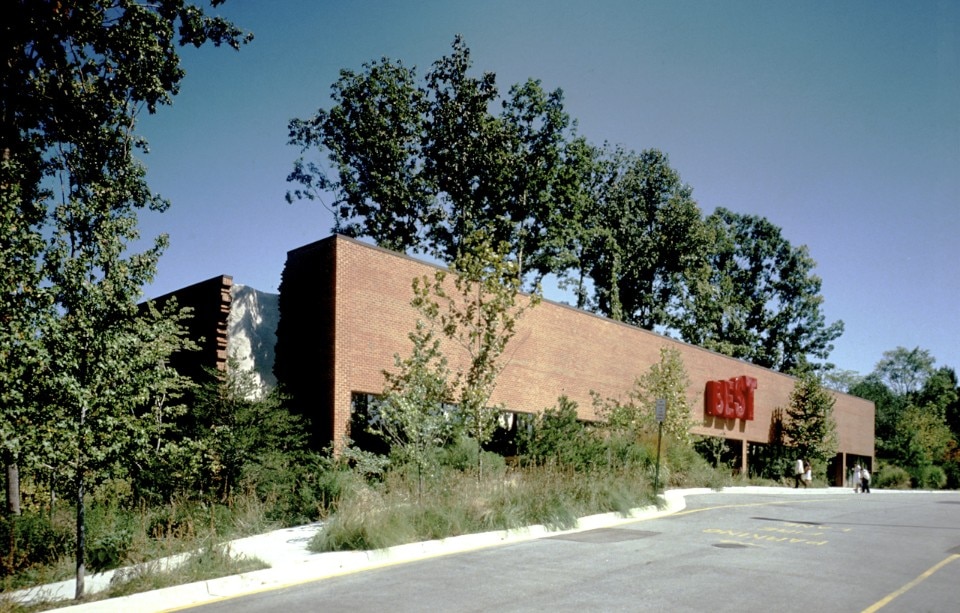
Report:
517,397,605,470
581,147,708,329
374,319,453,499
309,462,661,553
435,435,479,472
288,37,844,372
891,406,953,469
664,443,728,489
85,531,133,574
3,0,250,598
919,465,947,490
679,208,843,373
598,347,695,447
410,231,540,479
102,545,267,600
781,373,839,465
873,465,912,490
853,351,959,489
0,513,73,580
288,36,578,287
874,346,936,397
171,365,309,504
850,374,907,455
693,435,731,469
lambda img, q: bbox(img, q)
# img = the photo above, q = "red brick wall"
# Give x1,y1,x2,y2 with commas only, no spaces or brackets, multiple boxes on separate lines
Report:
282,235,874,461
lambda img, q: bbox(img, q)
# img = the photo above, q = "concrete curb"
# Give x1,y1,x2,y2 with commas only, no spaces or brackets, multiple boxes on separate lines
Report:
30,486,898,612
38,489,697,612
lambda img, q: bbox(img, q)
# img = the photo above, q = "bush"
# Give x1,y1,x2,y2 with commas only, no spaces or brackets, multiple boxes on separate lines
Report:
920,465,947,490
874,465,911,489
667,443,729,489
517,397,606,470
86,530,132,573
438,436,479,471
244,451,338,526
0,513,72,579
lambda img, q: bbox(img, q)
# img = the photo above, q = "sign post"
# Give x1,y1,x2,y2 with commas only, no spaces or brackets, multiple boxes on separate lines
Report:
654,398,666,495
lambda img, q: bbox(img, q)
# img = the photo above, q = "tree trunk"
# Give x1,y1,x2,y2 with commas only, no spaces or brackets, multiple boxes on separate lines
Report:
75,474,85,599
5,461,20,516
75,401,87,600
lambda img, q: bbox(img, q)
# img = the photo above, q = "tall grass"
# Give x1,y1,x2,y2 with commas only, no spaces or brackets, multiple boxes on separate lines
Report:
310,463,661,553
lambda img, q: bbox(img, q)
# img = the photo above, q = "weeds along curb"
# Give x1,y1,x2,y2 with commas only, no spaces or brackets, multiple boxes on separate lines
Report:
42,490,696,612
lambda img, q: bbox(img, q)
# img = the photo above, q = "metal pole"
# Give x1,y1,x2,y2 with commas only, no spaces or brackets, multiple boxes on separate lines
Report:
654,421,663,495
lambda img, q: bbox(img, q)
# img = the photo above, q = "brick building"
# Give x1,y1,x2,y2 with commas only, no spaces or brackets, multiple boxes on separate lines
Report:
146,275,279,394
274,235,875,483
148,275,233,382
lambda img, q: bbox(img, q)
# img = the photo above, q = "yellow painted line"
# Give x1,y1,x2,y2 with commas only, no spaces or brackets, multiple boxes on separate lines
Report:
861,553,960,613
671,496,847,517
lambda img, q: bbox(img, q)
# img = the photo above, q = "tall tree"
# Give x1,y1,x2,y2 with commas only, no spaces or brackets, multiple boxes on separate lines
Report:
583,147,708,329
545,137,606,309
853,353,959,487
0,156,50,516
287,36,578,285
849,374,905,455
1,0,249,598
287,56,432,252
873,346,937,397
678,208,844,373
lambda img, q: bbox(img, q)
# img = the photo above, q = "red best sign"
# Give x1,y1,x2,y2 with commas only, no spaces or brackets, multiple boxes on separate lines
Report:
705,376,758,420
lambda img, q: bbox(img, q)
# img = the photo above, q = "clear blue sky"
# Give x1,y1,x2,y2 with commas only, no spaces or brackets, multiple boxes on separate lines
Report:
136,0,959,378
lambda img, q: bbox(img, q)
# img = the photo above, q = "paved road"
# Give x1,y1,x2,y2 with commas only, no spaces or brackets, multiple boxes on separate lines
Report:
192,491,960,613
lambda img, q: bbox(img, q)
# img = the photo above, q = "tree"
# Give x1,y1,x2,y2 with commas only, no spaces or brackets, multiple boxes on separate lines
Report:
0,157,51,516
890,405,953,486
518,396,603,470
582,147,708,329
545,137,606,309
287,56,431,251
599,347,695,447
179,361,306,503
415,231,539,479
851,354,959,486
288,36,578,287
2,0,249,598
373,318,453,500
849,374,905,456
782,373,839,467
873,346,937,398
678,208,844,373
819,367,863,394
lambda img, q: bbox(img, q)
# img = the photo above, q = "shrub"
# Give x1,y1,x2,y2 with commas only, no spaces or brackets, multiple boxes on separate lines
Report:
438,435,479,471
86,530,133,573
874,465,911,489
517,397,606,470
0,513,72,579
920,465,947,490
